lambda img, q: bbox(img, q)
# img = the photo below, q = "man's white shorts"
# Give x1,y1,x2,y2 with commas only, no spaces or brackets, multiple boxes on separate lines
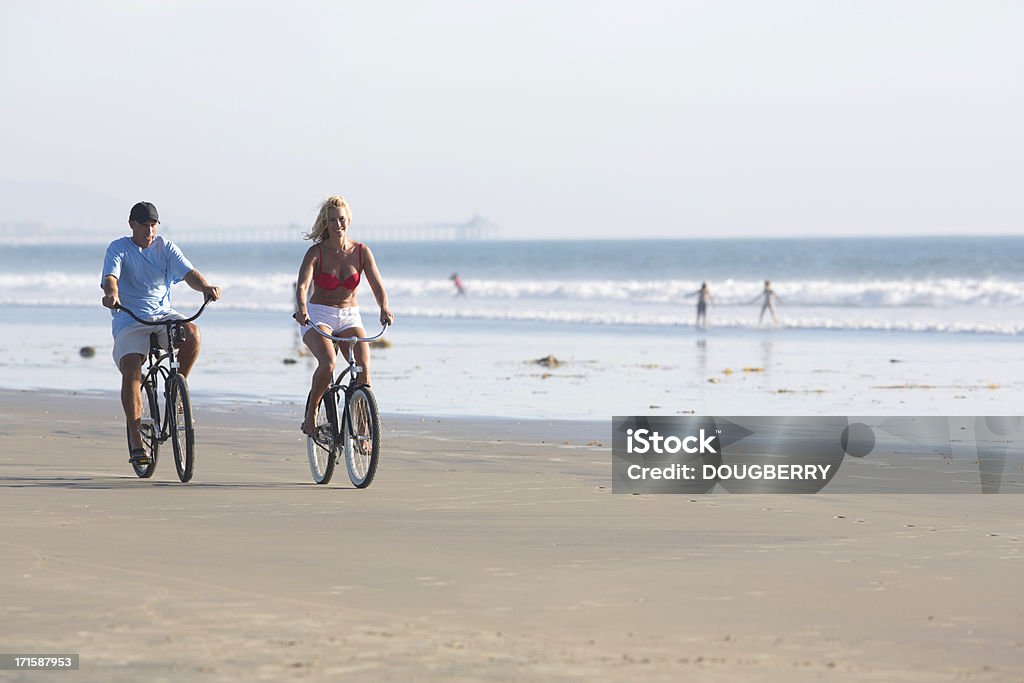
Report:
112,311,183,367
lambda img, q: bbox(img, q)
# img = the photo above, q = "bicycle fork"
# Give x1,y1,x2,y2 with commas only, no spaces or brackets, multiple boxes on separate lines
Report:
330,385,363,466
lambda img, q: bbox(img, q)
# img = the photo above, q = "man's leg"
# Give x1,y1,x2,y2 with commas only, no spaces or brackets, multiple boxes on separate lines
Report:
119,354,145,450
177,322,201,378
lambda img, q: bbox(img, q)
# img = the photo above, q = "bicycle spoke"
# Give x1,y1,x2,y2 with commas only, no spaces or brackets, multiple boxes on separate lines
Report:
306,393,338,484
129,381,160,478
345,386,379,488
169,375,195,482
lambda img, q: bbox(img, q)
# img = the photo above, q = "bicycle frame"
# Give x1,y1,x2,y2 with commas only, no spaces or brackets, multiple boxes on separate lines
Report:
307,323,388,447
115,299,212,442
140,332,176,443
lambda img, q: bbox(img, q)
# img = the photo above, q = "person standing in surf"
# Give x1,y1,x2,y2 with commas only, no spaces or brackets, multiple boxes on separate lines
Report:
686,282,714,330
751,279,782,326
450,272,466,297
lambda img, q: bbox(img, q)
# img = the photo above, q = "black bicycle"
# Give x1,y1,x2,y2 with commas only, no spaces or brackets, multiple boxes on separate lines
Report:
305,323,388,487
114,298,213,482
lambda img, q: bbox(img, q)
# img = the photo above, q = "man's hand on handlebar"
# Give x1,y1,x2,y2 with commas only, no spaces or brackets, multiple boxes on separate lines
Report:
102,294,120,310
202,285,222,302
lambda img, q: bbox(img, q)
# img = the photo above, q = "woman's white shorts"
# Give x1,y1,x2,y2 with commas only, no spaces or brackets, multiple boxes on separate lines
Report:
302,303,364,337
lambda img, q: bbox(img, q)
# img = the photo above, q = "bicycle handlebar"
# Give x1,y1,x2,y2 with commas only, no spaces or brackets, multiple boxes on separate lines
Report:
114,297,214,325
307,321,390,344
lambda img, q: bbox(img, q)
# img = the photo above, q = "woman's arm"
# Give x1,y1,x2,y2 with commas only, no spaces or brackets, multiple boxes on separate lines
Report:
293,247,316,325
361,245,394,326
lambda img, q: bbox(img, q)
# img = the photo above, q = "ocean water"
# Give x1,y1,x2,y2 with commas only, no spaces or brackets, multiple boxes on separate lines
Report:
4,235,1024,334
1,235,1022,419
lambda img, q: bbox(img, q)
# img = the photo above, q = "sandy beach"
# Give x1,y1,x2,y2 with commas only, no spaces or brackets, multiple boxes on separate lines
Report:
1,389,1021,681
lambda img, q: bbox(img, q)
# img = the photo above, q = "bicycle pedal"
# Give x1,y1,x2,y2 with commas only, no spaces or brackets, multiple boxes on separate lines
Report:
314,425,334,444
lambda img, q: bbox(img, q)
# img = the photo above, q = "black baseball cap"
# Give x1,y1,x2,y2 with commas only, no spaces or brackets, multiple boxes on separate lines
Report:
129,201,160,223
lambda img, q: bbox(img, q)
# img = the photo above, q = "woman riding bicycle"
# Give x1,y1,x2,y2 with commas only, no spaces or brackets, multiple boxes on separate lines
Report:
293,195,394,437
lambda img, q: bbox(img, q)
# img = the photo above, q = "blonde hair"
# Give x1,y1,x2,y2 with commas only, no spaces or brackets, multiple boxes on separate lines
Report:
304,195,353,242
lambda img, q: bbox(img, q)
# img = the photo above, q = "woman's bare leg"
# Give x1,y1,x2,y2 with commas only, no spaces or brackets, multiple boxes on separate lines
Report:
302,326,337,435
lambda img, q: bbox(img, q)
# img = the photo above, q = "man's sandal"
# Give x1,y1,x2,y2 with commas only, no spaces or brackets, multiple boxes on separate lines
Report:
128,447,151,466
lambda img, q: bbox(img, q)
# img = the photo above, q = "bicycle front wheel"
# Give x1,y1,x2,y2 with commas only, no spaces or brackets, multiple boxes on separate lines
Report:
128,381,160,479
169,374,195,482
345,385,380,488
306,392,339,484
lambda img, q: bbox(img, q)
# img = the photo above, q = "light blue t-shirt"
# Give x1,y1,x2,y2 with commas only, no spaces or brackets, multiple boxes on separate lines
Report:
101,235,195,335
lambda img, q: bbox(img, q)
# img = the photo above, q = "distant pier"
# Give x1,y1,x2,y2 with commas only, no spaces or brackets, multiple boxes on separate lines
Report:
0,215,498,245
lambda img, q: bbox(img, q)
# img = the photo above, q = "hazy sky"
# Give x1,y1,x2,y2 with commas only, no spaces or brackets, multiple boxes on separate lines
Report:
1,1,1022,238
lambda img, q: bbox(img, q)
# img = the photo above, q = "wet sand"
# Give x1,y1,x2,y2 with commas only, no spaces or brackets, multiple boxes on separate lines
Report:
1,389,1021,681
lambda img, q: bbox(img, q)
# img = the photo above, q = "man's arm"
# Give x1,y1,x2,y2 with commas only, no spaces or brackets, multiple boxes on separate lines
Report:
101,275,120,309
183,270,222,302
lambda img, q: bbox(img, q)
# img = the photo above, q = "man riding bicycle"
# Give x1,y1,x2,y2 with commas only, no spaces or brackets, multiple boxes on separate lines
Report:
100,202,221,467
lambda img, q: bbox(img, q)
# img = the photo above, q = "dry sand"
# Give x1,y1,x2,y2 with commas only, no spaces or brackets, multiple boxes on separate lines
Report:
0,389,1021,682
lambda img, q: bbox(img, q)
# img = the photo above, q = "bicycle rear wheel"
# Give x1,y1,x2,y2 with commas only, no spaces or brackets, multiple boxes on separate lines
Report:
345,385,380,488
168,374,195,482
128,381,160,478
306,392,339,484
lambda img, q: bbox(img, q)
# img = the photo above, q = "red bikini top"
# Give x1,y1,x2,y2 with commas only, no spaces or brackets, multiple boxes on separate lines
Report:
314,243,362,291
